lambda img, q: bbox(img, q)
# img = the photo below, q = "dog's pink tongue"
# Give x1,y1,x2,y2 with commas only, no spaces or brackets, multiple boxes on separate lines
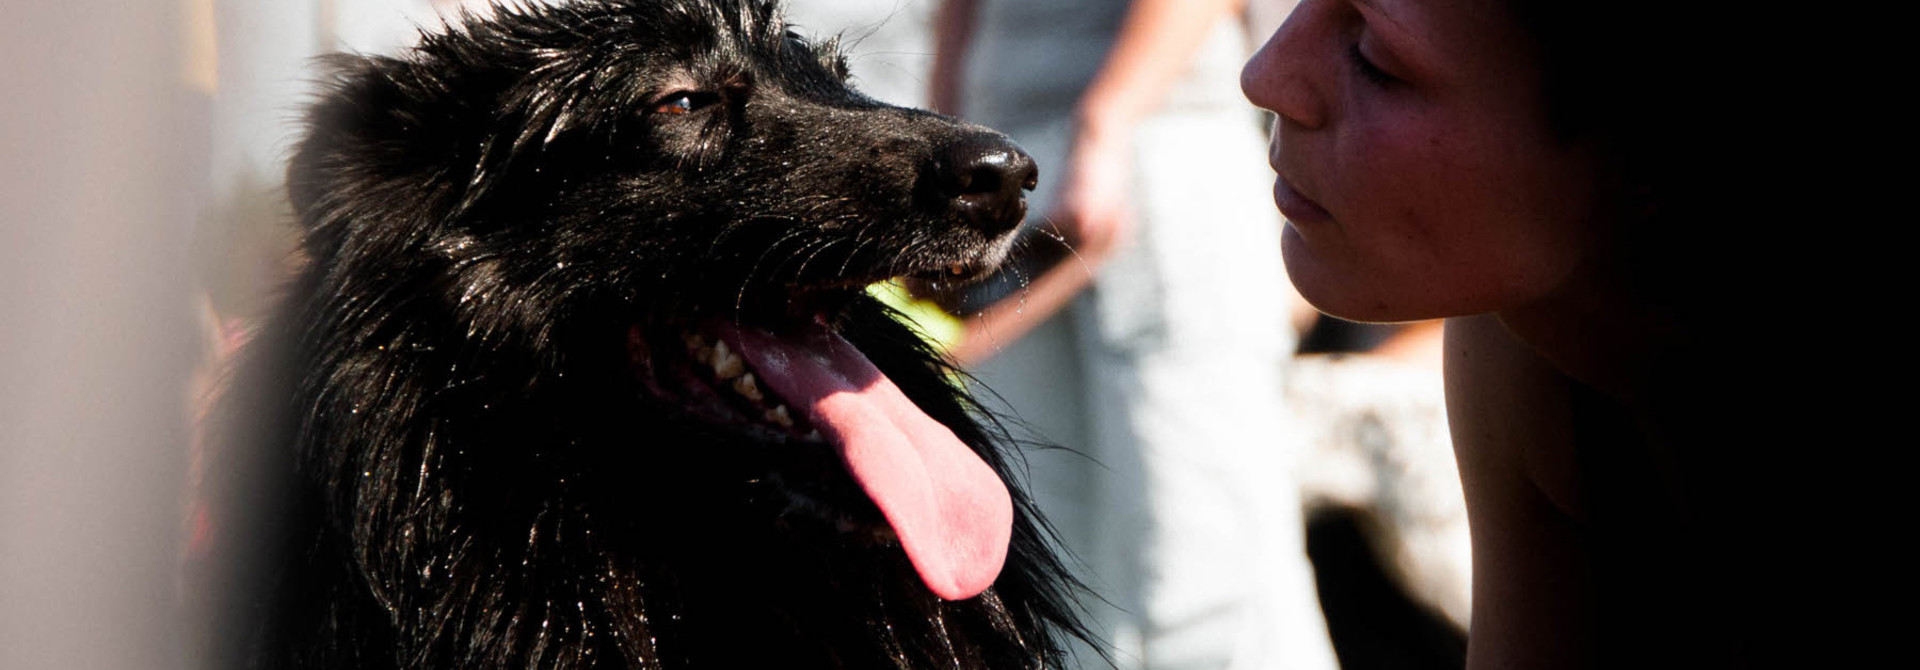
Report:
718,321,1012,601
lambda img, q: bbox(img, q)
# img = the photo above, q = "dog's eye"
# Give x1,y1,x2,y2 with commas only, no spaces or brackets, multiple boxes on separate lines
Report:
653,91,719,116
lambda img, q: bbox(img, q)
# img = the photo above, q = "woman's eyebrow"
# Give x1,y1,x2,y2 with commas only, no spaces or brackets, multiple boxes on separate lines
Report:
1352,0,1403,22
1351,0,1413,40
1350,0,1438,77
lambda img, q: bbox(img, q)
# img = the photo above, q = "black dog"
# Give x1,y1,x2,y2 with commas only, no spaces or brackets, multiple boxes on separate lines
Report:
207,1,1085,667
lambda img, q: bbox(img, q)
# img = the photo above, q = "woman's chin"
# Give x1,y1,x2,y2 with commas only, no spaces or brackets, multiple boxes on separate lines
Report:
1281,226,1493,324
1282,223,1390,323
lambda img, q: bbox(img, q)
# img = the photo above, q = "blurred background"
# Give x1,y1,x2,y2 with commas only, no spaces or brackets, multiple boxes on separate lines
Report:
2,1,1466,668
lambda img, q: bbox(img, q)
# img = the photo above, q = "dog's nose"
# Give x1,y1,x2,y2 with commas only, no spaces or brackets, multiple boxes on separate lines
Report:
937,132,1037,236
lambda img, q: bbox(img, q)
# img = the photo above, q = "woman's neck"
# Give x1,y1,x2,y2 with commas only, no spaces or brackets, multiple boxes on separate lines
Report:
1494,260,1680,405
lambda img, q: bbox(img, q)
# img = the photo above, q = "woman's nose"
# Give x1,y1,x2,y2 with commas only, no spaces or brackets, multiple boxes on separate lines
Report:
1241,6,1329,131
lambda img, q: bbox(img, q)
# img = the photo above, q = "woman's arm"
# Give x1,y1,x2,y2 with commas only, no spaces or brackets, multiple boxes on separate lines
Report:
928,0,978,116
1444,314,1595,669
942,0,1246,365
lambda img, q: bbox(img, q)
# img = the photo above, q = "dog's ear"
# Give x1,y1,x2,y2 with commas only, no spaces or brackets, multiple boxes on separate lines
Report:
286,54,364,225
285,47,523,260
287,53,467,226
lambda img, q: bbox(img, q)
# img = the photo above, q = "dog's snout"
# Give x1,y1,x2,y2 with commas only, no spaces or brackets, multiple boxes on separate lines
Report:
938,133,1037,236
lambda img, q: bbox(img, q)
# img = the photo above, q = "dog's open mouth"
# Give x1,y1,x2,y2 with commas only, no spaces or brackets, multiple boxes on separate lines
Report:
626,300,1012,601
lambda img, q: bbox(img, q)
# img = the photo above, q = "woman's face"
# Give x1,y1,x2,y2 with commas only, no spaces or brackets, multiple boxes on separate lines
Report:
1242,0,1601,322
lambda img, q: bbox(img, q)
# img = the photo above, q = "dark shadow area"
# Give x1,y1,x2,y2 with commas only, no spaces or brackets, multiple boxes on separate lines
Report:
1306,505,1467,670
1296,316,1405,356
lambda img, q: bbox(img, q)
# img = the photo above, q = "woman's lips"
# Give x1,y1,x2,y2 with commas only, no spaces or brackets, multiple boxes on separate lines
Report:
1272,175,1332,225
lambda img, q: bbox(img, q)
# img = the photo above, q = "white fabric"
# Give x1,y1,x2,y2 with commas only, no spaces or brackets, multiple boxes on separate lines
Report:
962,4,1339,668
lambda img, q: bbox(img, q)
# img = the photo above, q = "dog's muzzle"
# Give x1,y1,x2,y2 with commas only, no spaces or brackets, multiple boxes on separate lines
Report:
936,132,1037,237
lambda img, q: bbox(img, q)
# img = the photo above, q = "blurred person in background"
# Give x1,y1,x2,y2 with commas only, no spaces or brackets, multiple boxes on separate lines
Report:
930,0,1339,667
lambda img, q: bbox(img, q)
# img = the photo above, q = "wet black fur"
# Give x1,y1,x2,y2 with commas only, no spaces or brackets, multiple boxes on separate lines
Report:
216,1,1084,667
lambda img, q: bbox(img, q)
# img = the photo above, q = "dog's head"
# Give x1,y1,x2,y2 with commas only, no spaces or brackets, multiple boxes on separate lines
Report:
279,2,1074,662
290,0,1031,293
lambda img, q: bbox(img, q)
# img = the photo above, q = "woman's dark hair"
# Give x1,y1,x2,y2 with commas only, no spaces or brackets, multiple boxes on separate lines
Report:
1501,9,1880,666
1506,3,1770,321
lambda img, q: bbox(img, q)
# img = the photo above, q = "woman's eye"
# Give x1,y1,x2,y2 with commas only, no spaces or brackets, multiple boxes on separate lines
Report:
653,92,718,115
1348,43,1399,86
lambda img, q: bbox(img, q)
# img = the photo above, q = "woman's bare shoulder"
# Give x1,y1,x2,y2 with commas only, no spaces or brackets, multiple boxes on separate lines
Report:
1442,315,1594,668
1444,315,1584,517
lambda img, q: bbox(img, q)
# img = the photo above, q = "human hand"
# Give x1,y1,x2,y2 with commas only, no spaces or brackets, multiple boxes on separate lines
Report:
942,123,1135,366
1042,122,1135,264
929,0,979,116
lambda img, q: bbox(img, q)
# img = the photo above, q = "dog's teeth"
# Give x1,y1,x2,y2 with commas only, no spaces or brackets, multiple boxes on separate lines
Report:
711,340,744,379
766,404,794,428
802,429,823,443
682,331,707,351
732,372,763,402
715,354,744,380
694,344,715,366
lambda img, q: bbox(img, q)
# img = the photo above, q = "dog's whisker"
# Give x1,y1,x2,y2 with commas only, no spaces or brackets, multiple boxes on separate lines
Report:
841,235,888,279
791,237,844,283
882,235,915,277
737,224,812,286
988,242,1034,316
762,233,823,280
709,214,793,256
837,215,883,276
735,227,813,318
1035,217,1099,281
